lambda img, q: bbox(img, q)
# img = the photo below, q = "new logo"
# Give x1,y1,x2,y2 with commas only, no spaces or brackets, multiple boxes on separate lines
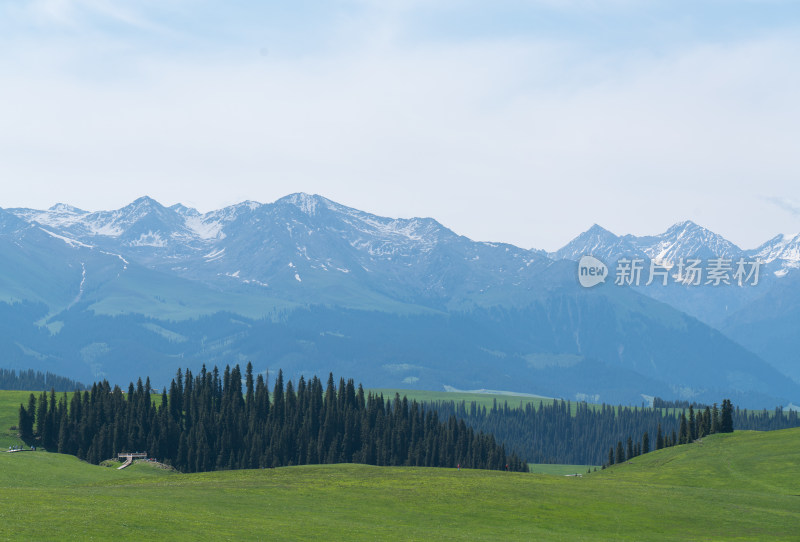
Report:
578,255,608,288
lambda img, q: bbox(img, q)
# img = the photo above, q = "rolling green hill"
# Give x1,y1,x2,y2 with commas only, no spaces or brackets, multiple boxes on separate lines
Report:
1,404,797,542
0,390,30,448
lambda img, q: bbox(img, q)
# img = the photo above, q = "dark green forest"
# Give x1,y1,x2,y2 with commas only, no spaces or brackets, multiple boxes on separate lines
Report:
13,363,799,469
17,364,526,473
0,368,86,392
430,397,799,465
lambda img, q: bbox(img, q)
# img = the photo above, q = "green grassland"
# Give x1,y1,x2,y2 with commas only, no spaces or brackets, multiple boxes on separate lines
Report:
0,390,31,448
528,463,598,475
1,407,798,541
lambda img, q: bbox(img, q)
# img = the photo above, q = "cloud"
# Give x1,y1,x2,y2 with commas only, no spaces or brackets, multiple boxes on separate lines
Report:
0,2,799,251
766,197,800,217
8,0,176,34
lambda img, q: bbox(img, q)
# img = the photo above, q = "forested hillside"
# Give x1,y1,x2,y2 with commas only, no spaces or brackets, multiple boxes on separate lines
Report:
431,397,800,465
0,368,86,392
17,364,526,473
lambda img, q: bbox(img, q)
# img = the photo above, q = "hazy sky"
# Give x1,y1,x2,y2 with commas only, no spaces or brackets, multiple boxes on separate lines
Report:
1,1,799,251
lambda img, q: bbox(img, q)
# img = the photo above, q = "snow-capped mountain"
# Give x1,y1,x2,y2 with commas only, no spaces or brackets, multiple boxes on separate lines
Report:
552,219,800,281
550,224,646,263
2,194,800,407
752,233,800,277
9,194,554,308
10,196,205,266
10,197,799,302
630,220,744,262
550,220,777,325
552,220,746,264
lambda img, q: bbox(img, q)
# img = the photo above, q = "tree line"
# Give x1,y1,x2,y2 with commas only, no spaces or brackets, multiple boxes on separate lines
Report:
0,368,86,392
652,397,708,409
605,399,734,467
429,396,798,466
18,364,526,473
430,399,684,465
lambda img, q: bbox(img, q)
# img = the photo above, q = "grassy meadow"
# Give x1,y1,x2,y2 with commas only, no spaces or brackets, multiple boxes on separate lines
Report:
528,463,598,475
0,390,31,448
1,389,798,540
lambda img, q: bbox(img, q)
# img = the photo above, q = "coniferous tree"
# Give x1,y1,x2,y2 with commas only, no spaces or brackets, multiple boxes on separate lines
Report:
0,369,86,391
656,424,664,450
678,413,688,445
16,365,523,473
18,404,31,442
35,392,47,444
711,403,720,434
702,406,712,437
720,399,734,433
642,432,650,454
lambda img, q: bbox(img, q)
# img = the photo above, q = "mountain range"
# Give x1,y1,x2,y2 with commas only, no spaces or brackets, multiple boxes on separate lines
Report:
1,194,798,408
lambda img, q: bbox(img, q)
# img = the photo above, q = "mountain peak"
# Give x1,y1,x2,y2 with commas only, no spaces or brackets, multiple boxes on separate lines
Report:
663,220,711,236
632,220,742,261
234,200,262,211
128,196,162,208
550,224,633,262
48,203,86,214
585,223,616,237
169,203,200,216
278,193,332,216
754,232,800,270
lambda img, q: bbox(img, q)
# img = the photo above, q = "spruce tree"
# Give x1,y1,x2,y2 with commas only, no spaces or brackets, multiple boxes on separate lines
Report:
18,404,31,442
703,406,711,437
711,403,720,434
720,399,734,433
678,413,688,445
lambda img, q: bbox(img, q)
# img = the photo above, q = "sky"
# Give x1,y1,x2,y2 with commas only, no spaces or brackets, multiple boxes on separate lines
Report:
1,0,799,251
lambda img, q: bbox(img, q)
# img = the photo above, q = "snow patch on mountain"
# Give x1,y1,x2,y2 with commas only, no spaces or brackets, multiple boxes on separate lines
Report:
754,233,800,264
204,248,226,262
39,228,94,249
11,205,88,229
68,262,87,308
183,201,262,240
285,193,320,215
753,233,800,275
635,221,742,262
85,220,123,237
128,231,167,248
553,221,744,264
185,215,226,240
